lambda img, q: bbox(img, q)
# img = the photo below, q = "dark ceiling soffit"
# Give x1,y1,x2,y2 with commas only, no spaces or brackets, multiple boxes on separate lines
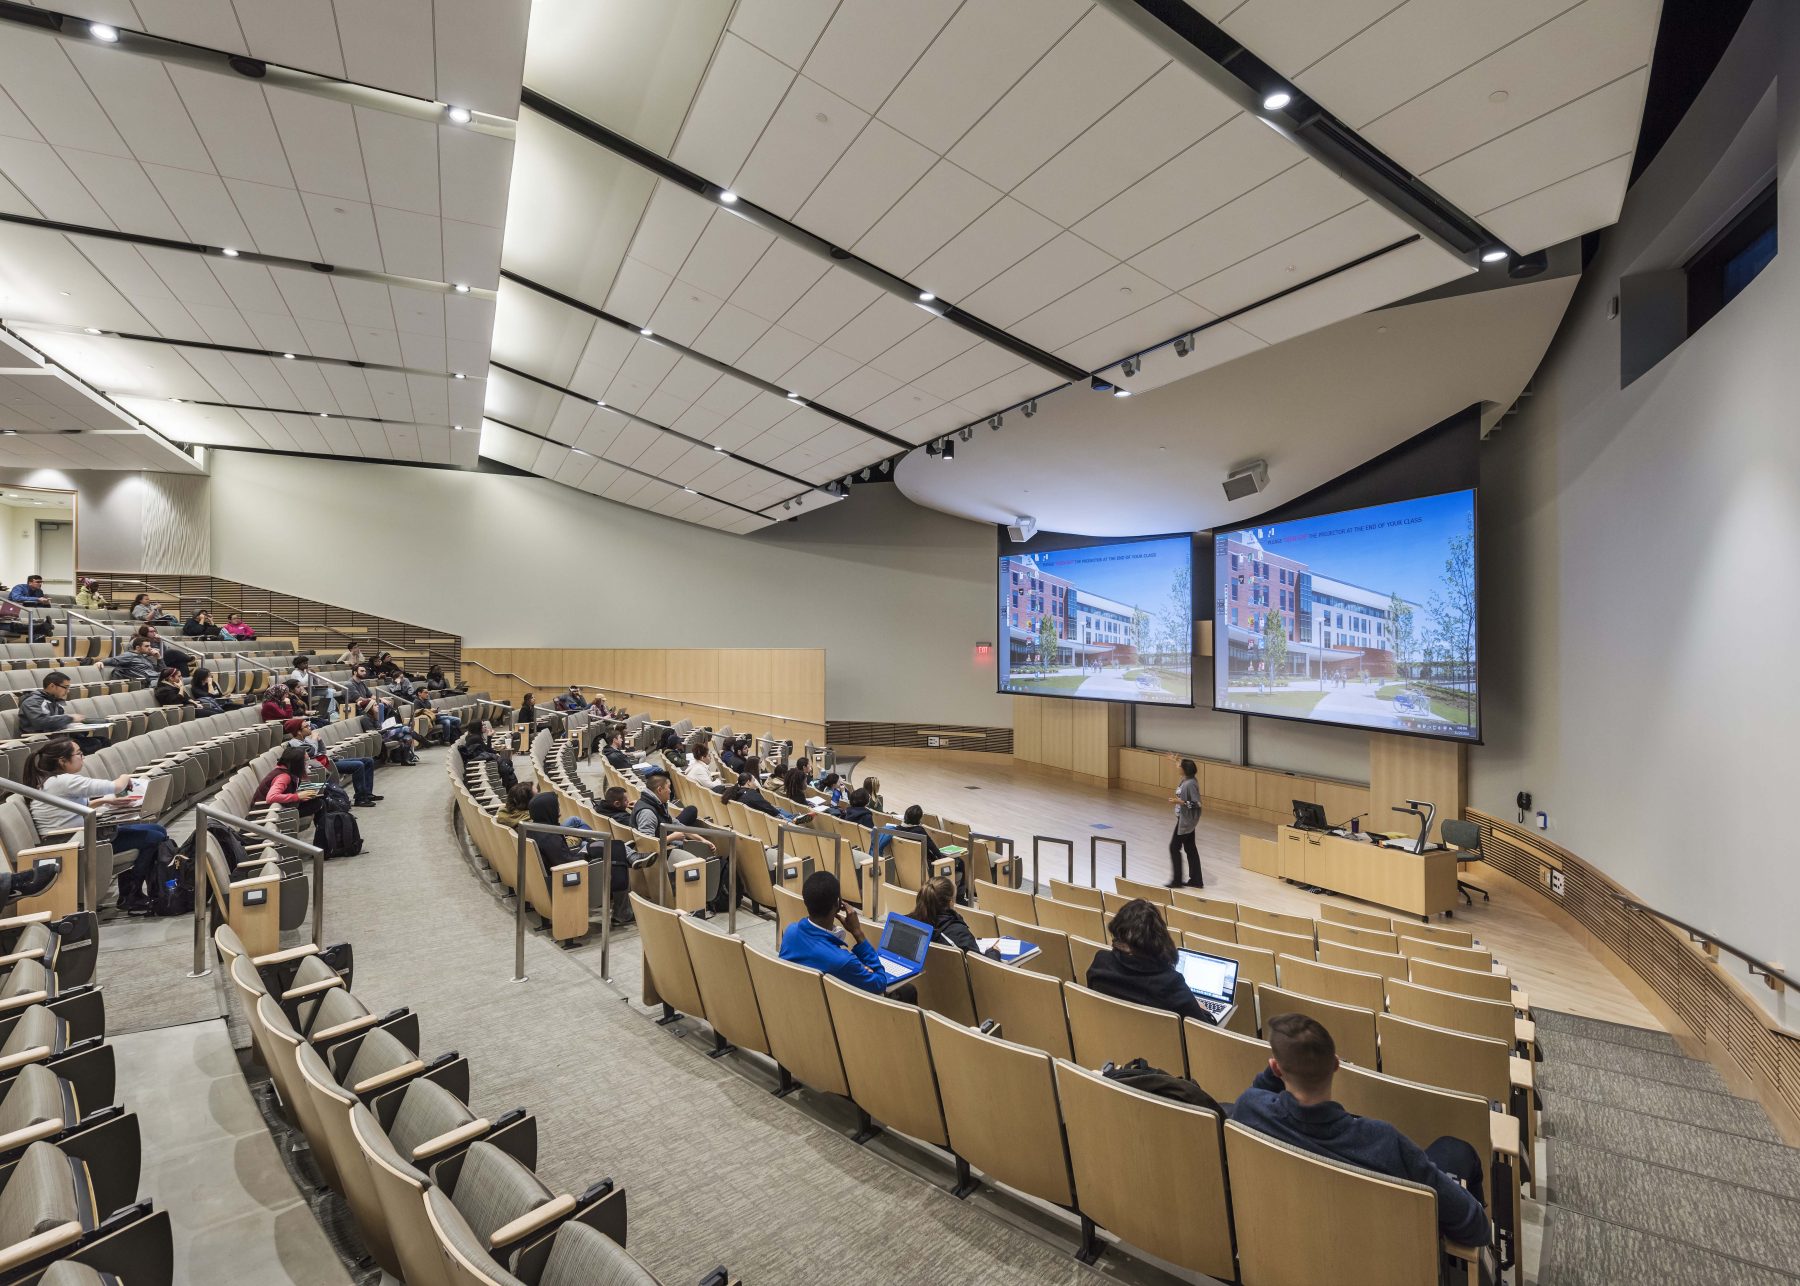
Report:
481,414,769,522
500,268,912,451
18,321,452,379
1108,0,1500,261
519,88,1091,385
488,359,821,501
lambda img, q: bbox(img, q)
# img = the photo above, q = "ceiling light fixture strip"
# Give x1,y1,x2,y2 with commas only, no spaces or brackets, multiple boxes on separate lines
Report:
0,3,513,137
488,360,825,500
500,269,912,451
13,319,471,380
481,415,769,522
518,90,1089,385
143,398,461,430
1108,0,1507,264
0,212,495,301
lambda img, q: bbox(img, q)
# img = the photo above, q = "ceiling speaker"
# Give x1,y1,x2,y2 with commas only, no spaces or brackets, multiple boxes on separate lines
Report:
1007,515,1037,543
1222,460,1269,502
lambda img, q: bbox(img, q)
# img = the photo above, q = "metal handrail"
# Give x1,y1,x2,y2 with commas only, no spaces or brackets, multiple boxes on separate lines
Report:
232,652,350,694
0,777,101,933
510,821,615,983
95,578,426,654
187,805,325,979
59,609,119,659
1608,893,1796,994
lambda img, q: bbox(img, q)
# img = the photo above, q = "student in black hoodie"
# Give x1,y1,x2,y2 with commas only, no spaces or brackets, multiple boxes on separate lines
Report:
1085,898,1207,1024
913,876,999,957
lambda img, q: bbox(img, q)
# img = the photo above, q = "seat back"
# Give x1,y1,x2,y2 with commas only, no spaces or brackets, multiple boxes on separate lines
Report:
1237,923,1317,959
1396,936,1494,971
1062,982,1184,1073
294,1041,398,1275
1238,905,1316,939
923,1013,1072,1206
1319,902,1395,932
1055,1061,1234,1281
742,949,849,1097
1441,818,1481,854
1224,1120,1441,1286
1066,934,1106,987
632,896,704,1017
1318,939,1411,982
965,952,1072,1060
1275,954,1386,1012
1047,879,1101,909
997,914,1071,983
1182,1017,1270,1099
1376,1013,1509,1105
1256,984,1380,1068
913,943,975,1027
822,977,947,1146
1403,921,1476,949
958,905,997,939
1409,957,1514,1005
255,994,340,1188
1387,979,1514,1044
886,832,930,892
1171,889,1238,920
1113,876,1171,905
1033,897,1104,942
679,920,770,1056
350,1104,449,1286
1166,906,1237,941
1315,921,1401,953
1333,1062,1490,1167
973,880,1035,923
1181,932,1277,987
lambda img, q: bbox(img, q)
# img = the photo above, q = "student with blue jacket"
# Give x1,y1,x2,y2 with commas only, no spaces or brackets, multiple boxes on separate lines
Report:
778,871,917,1003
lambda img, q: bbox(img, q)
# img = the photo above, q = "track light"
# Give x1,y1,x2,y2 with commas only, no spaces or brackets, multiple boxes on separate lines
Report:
924,442,939,457
783,500,792,510
718,189,739,204
683,486,698,494
918,291,935,302
571,448,590,458
639,327,653,337
221,247,239,257
941,438,955,460
318,411,329,417
1263,90,1292,111
446,105,472,125
713,444,726,452
453,283,470,293
1481,247,1508,264
988,414,1002,431
83,328,101,335
453,424,465,431
859,468,870,480
1,430,15,437
90,23,119,41
959,426,973,443
1121,355,1140,377
283,352,296,359
1090,375,1114,393
1173,334,1192,357
453,372,466,379
1113,387,1132,398
786,391,802,400
595,398,606,407
879,460,892,475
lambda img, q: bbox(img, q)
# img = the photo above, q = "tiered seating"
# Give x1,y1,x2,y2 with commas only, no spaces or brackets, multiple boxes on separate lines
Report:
634,895,1488,1283
215,923,732,1285
0,666,128,710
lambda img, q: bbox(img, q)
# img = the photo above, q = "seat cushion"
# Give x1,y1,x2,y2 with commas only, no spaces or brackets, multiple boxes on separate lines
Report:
341,1026,411,1090
0,1005,60,1059
0,1141,80,1245
1,959,50,1003
0,1064,69,1136
450,1141,553,1247
542,1222,659,1286
38,1257,110,1286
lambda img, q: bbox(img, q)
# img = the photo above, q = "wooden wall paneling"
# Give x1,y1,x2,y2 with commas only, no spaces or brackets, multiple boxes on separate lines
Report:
1203,763,1257,811
1315,782,1372,826
1040,700,1074,771
1368,734,1465,842
1012,697,1042,765
1255,771,1314,817
1118,748,1160,787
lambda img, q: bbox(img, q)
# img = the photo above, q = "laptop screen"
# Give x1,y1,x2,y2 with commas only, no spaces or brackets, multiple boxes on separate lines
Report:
880,915,931,965
1176,949,1239,1003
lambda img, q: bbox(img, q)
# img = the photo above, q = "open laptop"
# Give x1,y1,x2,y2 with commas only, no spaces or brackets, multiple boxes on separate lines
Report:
106,773,173,824
873,912,933,990
1175,947,1241,1026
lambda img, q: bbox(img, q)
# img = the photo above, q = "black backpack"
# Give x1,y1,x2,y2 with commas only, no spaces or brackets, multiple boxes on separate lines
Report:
1102,1058,1224,1114
313,809,363,859
148,839,191,917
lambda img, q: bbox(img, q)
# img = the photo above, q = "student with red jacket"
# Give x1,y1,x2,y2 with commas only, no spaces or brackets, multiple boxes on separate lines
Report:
252,745,323,819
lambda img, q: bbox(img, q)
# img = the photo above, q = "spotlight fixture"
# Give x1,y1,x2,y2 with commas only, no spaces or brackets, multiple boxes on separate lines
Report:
794,497,803,508
712,444,726,452
90,23,119,41
782,501,792,511
858,468,870,481
638,327,653,337
879,460,892,475
318,411,329,417
453,371,466,379
594,398,606,407
1121,355,1140,377
221,247,239,257
283,352,296,359
1113,387,1132,398
1262,90,1292,111
959,425,973,443
571,448,590,458
0,430,15,437
941,437,955,460
453,424,464,431
169,397,182,403
718,189,739,204
83,327,101,335
786,391,801,400
446,105,472,125
918,290,935,302
988,414,1002,431
453,283,470,293
924,442,939,457
683,486,698,494
1173,334,1192,357
1022,399,1037,418
1090,375,1114,393
1481,247,1509,264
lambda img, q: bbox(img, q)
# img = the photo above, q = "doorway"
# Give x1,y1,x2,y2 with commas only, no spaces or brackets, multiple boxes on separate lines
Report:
35,521,74,595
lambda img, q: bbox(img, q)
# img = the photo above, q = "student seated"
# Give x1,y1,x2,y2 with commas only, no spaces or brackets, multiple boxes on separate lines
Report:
495,782,534,829
684,741,723,789
832,787,875,829
253,745,324,820
153,666,192,707
895,804,963,900
105,637,163,683
222,611,256,639
8,575,49,606
601,731,635,770
779,871,916,1003
74,578,108,610
24,739,168,914
181,608,221,638
286,718,380,808
912,875,998,957
528,792,631,927
814,771,844,806
861,775,884,813
722,773,787,820
19,671,107,752
260,680,304,723
188,666,235,715
1085,898,1206,1023
1231,1013,1491,1255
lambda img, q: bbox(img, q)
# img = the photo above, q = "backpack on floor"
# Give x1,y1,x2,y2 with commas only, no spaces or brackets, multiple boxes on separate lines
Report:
313,809,363,859
316,780,353,814
149,839,192,917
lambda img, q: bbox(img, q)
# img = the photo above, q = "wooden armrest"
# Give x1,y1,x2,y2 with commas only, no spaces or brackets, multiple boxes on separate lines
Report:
1442,1240,1481,1263
281,976,344,1001
410,1117,490,1162
0,913,51,931
0,992,48,1012
0,949,44,969
228,871,280,894
0,1046,49,1074
309,1013,378,1045
252,944,320,966
352,1059,425,1095
487,1194,575,1250
0,1117,64,1152
1508,1055,1533,1091
0,1219,82,1273
551,860,585,875
16,844,75,862
1487,1110,1520,1159
1514,1017,1535,1045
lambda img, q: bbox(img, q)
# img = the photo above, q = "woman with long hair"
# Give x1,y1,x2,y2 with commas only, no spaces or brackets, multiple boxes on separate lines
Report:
24,739,168,914
1085,899,1205,1023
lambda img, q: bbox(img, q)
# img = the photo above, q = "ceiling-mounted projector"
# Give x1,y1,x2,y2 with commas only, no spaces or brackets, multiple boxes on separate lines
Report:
1223,460,1269,502
1007,515,1037,543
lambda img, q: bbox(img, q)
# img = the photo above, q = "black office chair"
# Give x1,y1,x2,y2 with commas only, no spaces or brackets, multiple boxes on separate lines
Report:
1441,819,1489,906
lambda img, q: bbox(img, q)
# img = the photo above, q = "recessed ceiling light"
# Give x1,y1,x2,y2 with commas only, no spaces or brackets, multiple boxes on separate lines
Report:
318,411,329,417
57,291,69,298
683,487,697,494
1481,248,1509,263
446,105,472,125
1,430,15,437
571,448,590,457
639,327,653,337
594,398,606,407
169,397,182,403
453,424,464,431
918,291,935,302
452,283,470,293
786,391,801,400
283,352,296,359
718,190,738,205
90,23,119,41
453,372,466,379
713,445,726,452
221,247,239,257
83,328,101,335
1113,388,1132,398
1262,91,1292,111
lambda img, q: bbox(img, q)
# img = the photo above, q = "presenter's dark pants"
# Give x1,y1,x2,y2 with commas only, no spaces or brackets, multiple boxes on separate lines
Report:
1170,826,1202,886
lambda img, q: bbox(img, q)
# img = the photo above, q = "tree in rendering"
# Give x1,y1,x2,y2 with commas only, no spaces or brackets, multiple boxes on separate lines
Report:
1428,514,1477,688
1387,591,1415,681
1157,563,1192,662
1262,608,1288,684
1038,612,1060,672
1131,608,1151,662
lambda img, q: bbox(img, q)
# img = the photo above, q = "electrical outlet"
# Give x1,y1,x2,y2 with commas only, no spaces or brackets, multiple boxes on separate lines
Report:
928,736,940,748
1536,810,1549,831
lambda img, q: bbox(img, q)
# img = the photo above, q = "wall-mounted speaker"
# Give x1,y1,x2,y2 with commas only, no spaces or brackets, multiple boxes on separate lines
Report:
1222,460,1269,502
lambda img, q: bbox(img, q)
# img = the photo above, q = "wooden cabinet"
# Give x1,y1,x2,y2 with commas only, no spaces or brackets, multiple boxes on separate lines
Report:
1276,826,1457,920
1240,835,1280,878
1280,829,1308,881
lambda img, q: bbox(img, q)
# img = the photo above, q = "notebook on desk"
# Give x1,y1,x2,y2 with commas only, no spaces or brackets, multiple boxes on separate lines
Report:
873,912,933,989
976,936,1039,965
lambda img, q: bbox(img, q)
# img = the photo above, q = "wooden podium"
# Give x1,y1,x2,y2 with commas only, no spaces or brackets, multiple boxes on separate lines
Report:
1263,826,1458,921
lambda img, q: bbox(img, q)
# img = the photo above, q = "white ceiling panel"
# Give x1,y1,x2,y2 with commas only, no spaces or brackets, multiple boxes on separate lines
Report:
1477,153,1633,256
729,75,868,220
727,0,839,71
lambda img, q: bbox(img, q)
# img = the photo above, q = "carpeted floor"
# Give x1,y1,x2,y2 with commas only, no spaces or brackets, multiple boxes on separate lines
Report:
1534,1009,1800,1285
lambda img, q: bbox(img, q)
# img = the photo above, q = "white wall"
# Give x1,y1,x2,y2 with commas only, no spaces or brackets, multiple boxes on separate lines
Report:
1471,0,1798,1018
207,451,1012,728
